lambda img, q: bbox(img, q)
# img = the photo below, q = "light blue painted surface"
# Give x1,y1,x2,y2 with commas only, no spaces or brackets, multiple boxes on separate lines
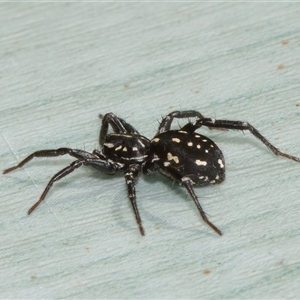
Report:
1,3,300,299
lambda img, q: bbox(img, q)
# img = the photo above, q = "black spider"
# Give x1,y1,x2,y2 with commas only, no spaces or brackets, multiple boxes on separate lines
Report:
3,110,300,236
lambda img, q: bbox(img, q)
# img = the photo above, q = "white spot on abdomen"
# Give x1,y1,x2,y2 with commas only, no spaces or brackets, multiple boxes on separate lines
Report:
195,159,207,166
167,152,179,164
218,159,224,168
172,138,181,143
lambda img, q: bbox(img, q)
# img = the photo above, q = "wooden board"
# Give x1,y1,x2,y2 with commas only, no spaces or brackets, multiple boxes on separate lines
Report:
1,3,300,298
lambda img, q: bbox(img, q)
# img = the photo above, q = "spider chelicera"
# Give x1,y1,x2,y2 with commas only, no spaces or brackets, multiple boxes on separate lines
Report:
3,110,300,236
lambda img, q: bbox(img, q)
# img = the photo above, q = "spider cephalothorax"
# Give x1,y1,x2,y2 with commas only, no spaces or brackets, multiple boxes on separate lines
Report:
4,110,300,236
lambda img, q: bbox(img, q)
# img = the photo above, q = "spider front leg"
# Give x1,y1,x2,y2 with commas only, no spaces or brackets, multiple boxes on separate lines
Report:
157,110,205,135
99,113,140,146
27,160,84,214
3,148,97,174
188,118,300,163
124,164,145,236
3,148,119,214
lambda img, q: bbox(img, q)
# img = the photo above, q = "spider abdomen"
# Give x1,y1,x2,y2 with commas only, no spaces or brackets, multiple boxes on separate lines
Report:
150,130,225,185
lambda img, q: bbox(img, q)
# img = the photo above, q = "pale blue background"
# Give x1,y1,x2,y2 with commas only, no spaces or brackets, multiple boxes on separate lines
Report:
1,3,300,299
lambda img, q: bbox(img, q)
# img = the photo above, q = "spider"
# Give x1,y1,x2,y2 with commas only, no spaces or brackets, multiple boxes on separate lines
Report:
3,110,300,236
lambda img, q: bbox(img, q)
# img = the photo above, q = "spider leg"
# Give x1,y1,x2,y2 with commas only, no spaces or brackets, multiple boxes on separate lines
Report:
3,148,120,214
99,113,140,146
124,165,145,236
190,118,300,163
183,180,222,236
3,148,98,174
157,110,205,135
27,160,84,214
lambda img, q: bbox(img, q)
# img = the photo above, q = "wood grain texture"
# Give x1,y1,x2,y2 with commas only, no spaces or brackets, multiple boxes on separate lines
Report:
1,3,300,299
